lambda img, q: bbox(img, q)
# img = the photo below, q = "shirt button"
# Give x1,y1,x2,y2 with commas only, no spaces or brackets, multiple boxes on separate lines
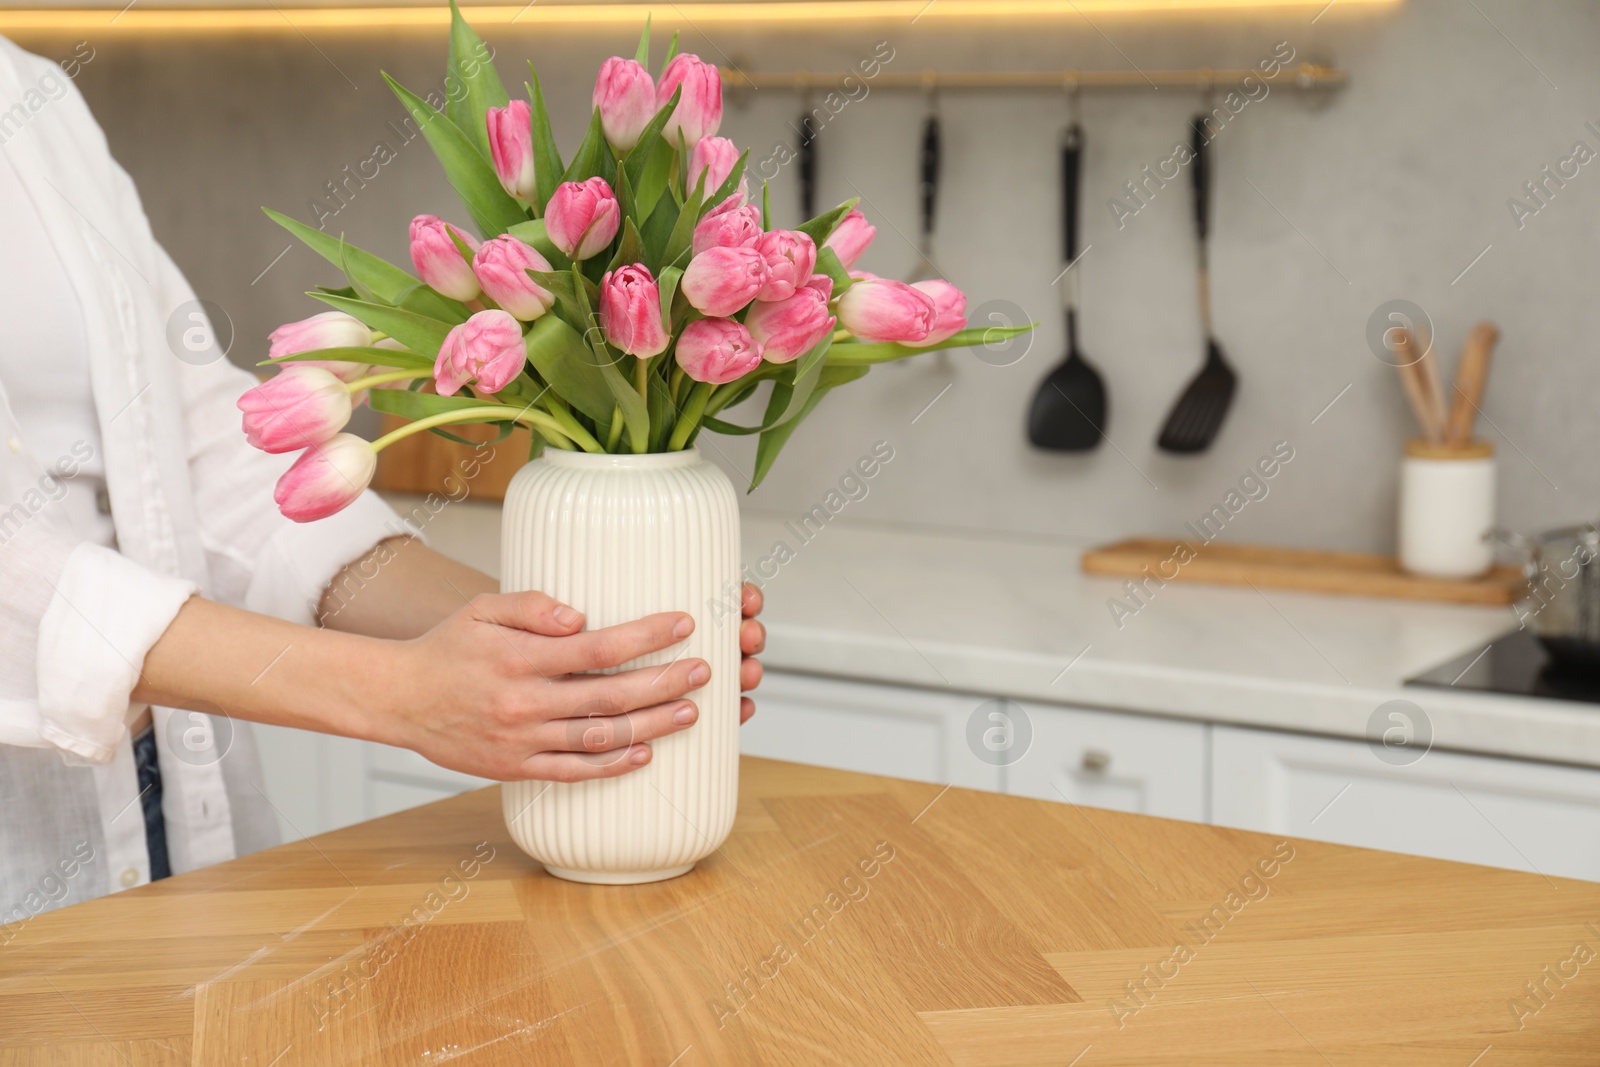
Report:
96,487,113,515
5,435,19,453
119,867,140,887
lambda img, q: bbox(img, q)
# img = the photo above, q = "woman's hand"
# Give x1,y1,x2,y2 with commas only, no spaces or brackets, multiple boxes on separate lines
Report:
739,582,765,724
373,590,711,783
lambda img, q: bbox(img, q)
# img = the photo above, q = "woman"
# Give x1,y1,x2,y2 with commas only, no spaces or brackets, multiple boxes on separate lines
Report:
0,38,764,919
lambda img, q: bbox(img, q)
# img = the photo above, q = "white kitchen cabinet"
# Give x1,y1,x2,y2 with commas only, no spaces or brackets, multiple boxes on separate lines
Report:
1212,725,1600,883
1004,702,1209,823
739,670,1004,791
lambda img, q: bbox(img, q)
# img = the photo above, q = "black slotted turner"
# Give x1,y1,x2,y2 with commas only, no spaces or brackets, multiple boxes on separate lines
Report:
1156,115,1237,454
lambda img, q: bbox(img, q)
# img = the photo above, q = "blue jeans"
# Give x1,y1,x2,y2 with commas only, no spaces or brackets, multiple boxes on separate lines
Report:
131,724,171,881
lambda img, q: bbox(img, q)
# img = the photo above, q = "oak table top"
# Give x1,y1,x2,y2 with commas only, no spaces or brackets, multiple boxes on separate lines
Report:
3,756,1600,1066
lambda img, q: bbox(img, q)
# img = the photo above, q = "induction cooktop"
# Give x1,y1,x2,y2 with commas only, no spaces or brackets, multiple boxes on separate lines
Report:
1406,628,1600,705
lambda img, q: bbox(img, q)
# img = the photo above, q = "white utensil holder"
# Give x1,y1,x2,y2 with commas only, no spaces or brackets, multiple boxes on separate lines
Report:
1398,439,1496,579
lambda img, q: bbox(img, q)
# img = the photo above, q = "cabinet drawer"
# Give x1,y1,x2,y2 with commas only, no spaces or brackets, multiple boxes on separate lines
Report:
740,670,1003,790
1212,725,1600,882
1004,702,1209,822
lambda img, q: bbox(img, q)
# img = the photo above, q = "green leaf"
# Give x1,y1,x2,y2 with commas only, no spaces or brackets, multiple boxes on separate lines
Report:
661,167,709,270
657,265,683,333
505,219,571,270
750,382,834,491
828,323,1038,365
262,345,433,371
621,88,681,190
632,136,676,223
525,69,565,213
607,217,646,273
661,30,679,71
761,180,772,230
445,0,509,160
309,293,453,358
371,388,502,420
646,361,674,450
383,72,528,239
570,262,649,451
561,107,618,187
705,333,832,434
814,246,853,298
633,14,651,65
640,190,680,270
263,208,468,322
796,197,859,247
522,314,618,427
705,149,750,211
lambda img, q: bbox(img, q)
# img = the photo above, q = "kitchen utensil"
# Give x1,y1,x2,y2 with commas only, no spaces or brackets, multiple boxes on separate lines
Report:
1156,116,1237,454
1398,438,1496,578
798,105,818,221
1444,321,1499,445
1027,122,1107,451
1393,327,1445,442
906,102,941,284
1490,523,1600,670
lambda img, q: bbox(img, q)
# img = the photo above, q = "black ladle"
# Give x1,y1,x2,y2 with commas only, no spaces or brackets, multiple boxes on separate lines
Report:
1156,115,1237,454
1027,124,1107,451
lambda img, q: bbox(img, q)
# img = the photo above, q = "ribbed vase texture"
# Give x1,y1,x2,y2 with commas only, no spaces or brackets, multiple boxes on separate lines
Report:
500,448,741,883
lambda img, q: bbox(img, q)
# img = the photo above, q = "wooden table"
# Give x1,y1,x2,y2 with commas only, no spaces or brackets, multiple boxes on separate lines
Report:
4,757,1599,1065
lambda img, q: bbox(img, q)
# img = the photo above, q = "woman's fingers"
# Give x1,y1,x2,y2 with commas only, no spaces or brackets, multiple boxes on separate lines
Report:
538,699,698,757
740,618,765,656
740,696,756,724
740,656,763,692
517,745,654,783
533,611,693,675
468,590,585,637
741,582,763,619
560,656,709,713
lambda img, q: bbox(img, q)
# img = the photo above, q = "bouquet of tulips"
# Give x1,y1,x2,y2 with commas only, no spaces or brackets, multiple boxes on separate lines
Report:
241,5,1031,521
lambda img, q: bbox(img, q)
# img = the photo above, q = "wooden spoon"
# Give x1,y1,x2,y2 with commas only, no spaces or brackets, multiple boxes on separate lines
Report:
1444,321,1499,446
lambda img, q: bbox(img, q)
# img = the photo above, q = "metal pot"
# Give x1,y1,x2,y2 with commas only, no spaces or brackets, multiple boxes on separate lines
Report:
1491,523,1600,670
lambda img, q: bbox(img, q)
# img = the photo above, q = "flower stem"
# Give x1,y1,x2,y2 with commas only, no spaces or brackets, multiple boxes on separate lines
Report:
604,405,624,451
666,382,713,452
540,401,606,454
369,405,574,453
345,369,420,393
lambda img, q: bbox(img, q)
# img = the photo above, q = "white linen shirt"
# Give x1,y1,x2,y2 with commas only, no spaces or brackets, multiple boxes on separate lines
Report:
0,38,414,920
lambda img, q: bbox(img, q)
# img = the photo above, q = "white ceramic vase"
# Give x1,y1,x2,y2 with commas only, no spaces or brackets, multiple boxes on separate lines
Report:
1398,438,1496,579
499,448,742,884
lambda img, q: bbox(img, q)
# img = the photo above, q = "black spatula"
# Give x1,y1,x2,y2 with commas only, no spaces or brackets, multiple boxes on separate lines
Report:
1027,124,1107,451
1156,116,1236,454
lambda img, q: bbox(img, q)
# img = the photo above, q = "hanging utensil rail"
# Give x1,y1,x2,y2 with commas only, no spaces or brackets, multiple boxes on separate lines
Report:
721,63,1345,93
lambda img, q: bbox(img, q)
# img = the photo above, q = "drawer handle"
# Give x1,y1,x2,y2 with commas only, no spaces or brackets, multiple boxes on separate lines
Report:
1081,748,1111,773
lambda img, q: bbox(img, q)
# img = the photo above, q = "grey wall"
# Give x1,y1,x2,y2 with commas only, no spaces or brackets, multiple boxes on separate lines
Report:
16,0,1599,551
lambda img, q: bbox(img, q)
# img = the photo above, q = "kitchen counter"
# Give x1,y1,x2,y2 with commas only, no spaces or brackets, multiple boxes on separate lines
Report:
738,514,1600,769
5,756,1598,1065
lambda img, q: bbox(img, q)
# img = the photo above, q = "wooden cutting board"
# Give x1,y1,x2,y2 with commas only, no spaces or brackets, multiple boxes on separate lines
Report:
1082,537,1525,605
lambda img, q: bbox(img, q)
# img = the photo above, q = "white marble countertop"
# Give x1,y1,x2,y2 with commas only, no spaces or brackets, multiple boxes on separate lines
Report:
400,494,1600,771
738,513,1600,771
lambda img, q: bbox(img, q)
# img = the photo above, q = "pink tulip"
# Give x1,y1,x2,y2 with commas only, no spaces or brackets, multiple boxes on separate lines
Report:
744,274,836,364
434,310,527,396
267,312,374,383
274,433,376,523
681,245,768,318
836,277,938,344
675,318,763,385
409,215,480,301
755,229,817,302
692,196,763,256
486,100,537,203
688,136,742,199
598,264,669,358
237,366,353,454
657,54,722,148
910,280,968,346
544,178,621,261
593,57,656,152
823,208,876,270
472,235,555,321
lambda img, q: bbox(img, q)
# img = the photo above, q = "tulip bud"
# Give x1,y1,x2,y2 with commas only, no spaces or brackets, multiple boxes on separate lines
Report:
681,245,769,318
692,196,763,256
754,229,817,302
657,53,722,148
823,208,876,270
486,100,537,203
472,235,555,322
836,277,938,344
593,57,657,152
544,177,621,261
598,264,670,358
237,366,353,454
744,274,836,364
688,136,743,199
274,433,377,523
675,318,763,385
909,280,968,346
434,310,527,396
267,311,375,383
409,215,481,301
